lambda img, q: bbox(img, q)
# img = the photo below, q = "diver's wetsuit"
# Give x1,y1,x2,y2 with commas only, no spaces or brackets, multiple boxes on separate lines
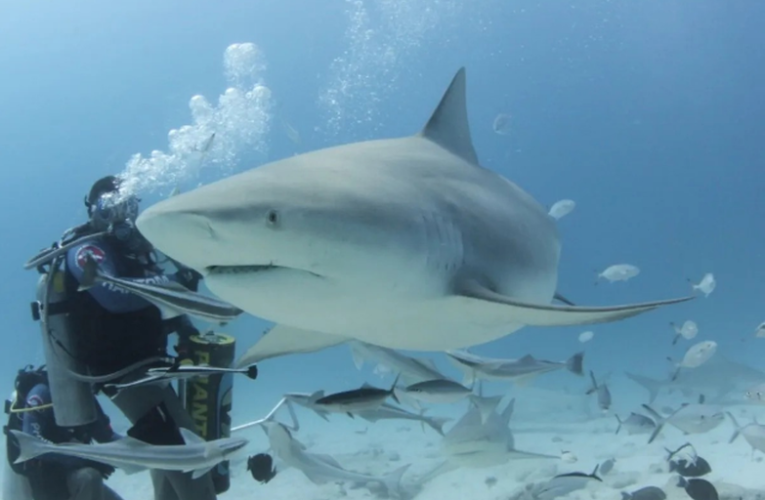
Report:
64,234,217,500
22,383,124,500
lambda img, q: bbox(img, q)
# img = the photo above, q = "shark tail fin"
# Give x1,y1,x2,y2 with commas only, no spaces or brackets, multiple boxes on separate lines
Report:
382,463,411,498
614,415,622,435
641,404,667,444
9,430,49,464
624,372,662,403
726,411,742,444
567,352,585,376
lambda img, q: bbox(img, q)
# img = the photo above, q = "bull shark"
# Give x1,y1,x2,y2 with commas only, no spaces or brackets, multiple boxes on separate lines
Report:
10,427,247,479
263,421,410,498
136,67,693,355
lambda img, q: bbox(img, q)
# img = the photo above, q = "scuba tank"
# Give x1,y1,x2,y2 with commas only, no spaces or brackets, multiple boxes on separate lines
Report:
33,258,98,428
179,331,236,494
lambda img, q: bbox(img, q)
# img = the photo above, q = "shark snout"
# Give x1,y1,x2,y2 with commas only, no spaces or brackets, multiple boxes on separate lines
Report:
136,206,216,270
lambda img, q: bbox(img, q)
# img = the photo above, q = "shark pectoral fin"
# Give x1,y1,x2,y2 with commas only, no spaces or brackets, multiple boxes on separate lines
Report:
235,325,350,367
191,466,215,480
457,281,695,327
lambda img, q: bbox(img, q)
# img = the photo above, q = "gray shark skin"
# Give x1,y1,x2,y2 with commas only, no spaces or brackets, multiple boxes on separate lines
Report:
136,67,693,357
350,341,447,384
446,350,584,385
10,428,247,479
264,421,410,498
419,396,557,483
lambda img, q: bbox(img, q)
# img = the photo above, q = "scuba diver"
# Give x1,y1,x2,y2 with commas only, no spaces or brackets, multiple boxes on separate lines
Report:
4,365,123,500
25,175,220,500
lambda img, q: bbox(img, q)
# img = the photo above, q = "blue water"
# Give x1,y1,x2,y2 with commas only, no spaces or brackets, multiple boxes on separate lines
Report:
1,0,764,496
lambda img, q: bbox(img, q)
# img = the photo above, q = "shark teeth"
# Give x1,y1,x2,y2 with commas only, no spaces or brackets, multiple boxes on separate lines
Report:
207,264,277,275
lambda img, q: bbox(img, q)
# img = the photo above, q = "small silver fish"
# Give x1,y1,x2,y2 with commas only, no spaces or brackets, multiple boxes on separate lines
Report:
642,398,724,444
314,375,400,416
600,458,616,475
587,371,611,411
615,412,656,435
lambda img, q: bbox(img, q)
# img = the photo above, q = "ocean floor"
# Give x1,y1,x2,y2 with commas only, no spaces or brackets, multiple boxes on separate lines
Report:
97,395,765,500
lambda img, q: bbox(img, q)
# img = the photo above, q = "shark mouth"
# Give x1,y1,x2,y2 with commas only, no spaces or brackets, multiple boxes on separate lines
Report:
206,264,322,278
207,264,279,275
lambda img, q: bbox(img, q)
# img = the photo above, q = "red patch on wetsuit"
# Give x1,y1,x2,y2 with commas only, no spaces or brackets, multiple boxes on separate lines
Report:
26,395,44,408
75,245,106,270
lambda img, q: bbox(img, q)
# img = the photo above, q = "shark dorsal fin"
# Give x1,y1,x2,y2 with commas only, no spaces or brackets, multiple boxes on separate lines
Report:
419,67,478,165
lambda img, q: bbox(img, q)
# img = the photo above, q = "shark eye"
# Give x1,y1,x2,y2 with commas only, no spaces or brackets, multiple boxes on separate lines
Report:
266,209,279,227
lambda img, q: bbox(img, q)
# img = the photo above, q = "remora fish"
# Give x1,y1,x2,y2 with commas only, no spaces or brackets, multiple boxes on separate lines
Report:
136,68,693,358
79,254,242,324
350,341,446,384
446,350,584,385
102,363,258,396
642,397,725,444
263,421,410,498
615,412,656,435
314,375,400,415
625,354,765,404
10,427,247,479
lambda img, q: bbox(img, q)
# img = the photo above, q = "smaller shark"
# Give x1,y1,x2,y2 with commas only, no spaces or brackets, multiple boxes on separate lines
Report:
263,421,410,498
419,393,557,483
11,427,247,479
446,349,584,385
